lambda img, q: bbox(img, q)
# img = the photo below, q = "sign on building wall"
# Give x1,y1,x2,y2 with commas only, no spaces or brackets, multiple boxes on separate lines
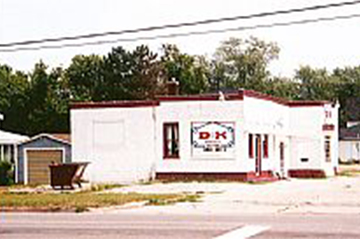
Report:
191,121,235,159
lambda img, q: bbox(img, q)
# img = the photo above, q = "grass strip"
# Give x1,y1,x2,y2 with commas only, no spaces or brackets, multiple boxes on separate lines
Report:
338,170,360,177
0,191,189,212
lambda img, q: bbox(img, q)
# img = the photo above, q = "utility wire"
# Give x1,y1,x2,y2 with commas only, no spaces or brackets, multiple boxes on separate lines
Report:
1,0,360,48
1,13,360,53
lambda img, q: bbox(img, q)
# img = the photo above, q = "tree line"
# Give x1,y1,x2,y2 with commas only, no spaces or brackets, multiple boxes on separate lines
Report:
1,36,360,136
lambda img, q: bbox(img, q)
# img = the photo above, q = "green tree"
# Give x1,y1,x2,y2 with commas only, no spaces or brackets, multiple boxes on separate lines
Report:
332,66,360,126
102,46,138,100
102,45,167,100
295,66,337,101
27,61,51,134
25,62,70,135
0,64,30,134
213,36,279,91
129,45,166,99
161,44,210,94
45,67,70,133
265,76,300,100
66,55,104,101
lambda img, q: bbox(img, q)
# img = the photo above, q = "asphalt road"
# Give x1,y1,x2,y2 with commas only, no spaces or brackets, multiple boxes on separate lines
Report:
1,211,360,239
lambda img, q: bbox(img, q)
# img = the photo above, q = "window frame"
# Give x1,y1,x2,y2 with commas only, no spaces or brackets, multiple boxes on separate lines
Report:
249,134,254,158
263,134,269,159
163,122,180,159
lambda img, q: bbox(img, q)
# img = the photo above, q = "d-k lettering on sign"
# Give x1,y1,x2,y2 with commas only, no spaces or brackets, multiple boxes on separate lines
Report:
192,122,235,151
199,131,227,140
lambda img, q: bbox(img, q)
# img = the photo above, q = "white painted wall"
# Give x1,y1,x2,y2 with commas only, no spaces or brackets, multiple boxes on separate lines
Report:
243,96,290,176
155,96,303,176
242,97,339,177
289,107,323,171
289,136,321,169
288,103,339,176
71,107,157,183
71,95,339,183
156,100,248,173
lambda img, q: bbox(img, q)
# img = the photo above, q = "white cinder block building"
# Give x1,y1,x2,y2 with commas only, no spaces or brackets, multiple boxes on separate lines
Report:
71,90,339,183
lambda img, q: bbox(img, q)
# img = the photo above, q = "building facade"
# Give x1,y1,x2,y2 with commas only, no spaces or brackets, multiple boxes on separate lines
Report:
71,90,339,184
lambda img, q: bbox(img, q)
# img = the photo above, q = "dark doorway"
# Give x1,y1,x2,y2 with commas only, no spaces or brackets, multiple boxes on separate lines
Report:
255,134,262,176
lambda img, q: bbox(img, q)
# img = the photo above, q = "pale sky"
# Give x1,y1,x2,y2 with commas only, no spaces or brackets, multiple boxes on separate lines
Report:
0,0,360,77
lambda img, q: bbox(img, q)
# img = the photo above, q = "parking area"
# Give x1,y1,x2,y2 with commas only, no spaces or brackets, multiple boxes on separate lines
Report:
108,173,360,215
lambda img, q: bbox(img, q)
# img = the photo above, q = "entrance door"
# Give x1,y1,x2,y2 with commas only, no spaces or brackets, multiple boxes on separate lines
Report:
279,142,285,178
255,134,262,176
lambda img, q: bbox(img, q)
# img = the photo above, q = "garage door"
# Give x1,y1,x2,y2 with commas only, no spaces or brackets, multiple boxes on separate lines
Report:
27,150,63,184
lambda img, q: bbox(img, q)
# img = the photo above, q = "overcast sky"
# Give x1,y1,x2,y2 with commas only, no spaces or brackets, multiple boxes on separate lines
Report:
0,0,360,77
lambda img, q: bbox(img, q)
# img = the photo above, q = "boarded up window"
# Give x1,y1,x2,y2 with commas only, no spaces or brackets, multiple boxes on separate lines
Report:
93,120,125,150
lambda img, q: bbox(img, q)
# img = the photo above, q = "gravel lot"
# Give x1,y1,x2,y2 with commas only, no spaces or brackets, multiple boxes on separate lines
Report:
107,175,360,215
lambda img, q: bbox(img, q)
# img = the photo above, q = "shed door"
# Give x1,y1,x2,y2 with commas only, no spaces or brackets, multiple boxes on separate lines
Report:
27,150,63,184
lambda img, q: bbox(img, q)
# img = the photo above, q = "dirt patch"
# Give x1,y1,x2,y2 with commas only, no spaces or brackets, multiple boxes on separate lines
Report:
338,164,360,177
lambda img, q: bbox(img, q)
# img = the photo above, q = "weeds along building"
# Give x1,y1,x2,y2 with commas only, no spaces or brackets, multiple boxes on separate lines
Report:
71,89,339,184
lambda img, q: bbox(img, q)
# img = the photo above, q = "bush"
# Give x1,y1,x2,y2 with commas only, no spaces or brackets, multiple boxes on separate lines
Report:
0,161,14,186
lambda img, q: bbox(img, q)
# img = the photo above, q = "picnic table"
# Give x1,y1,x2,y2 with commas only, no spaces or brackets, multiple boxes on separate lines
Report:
49,162,90,190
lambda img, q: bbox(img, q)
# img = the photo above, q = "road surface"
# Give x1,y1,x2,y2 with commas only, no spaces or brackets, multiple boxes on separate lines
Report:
1,211,360,239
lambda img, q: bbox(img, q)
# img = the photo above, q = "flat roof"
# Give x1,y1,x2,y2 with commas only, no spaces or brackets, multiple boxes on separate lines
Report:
71,100,160,109
70,89,331,109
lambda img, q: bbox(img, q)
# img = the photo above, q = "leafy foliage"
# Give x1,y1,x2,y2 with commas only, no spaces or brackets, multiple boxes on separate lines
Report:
161,44,210,94
0,160,14,186
213,37,280,91
0,65,30,134
66,54,104,101
0,36,359,135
